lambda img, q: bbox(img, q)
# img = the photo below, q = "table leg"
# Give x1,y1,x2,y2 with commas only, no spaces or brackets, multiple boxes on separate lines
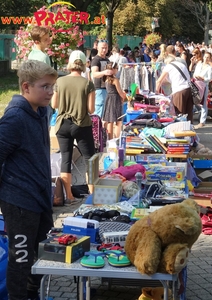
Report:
40,275,48,300
79,277,84,300
86,277,91,300
160,280,169,300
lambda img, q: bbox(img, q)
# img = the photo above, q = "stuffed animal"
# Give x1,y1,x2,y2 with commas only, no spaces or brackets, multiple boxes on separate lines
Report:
138,287,172,300
125,199,202,275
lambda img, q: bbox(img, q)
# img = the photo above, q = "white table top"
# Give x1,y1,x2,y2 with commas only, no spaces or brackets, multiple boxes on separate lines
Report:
32,258,178,281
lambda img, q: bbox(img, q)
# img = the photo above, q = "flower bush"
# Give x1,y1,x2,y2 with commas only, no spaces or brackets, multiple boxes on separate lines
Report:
144,32,161,47
14,6,85,67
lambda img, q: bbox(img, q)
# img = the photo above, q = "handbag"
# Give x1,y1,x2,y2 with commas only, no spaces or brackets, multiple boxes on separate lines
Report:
52,177,65,206
170,62,202,105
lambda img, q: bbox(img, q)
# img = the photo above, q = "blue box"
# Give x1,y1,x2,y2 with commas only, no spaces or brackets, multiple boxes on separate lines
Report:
193,159,212,169
63,225,98,243
126,110,142,122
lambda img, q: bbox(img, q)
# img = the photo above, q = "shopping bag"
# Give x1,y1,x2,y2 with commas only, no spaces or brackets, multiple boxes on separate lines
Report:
52,177,65,206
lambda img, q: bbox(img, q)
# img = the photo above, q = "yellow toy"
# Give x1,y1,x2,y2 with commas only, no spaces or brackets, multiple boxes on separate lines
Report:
125,199,202,275
138,287,172,300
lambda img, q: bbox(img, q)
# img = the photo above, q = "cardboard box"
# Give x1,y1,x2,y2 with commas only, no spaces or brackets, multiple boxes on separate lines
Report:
63,217,99,243
38,236,90,263
88,154,122,204
188,196,212,207
193,182,212,194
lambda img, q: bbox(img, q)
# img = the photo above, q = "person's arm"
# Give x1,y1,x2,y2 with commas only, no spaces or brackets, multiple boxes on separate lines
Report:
156,71,168,93
113,78,126,100
181,52,187,61
0,114,21,174
189,56,196,72
87,91,95,114
51,91,58,109
91,66,113,79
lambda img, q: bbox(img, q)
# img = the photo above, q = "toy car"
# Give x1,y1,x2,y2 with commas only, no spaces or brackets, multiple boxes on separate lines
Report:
57,234,77,245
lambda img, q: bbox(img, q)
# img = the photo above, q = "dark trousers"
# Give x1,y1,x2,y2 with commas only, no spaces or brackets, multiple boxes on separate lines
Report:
56,119,95,173
0,200,53,300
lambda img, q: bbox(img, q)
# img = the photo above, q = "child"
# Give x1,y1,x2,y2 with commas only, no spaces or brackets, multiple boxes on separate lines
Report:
28,25,52,66
81,57,91,81
0,60,57,300
102,62,126,140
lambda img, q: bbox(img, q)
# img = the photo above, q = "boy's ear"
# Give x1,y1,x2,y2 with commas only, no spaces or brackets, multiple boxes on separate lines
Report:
34,40,40,45
22,82,30,94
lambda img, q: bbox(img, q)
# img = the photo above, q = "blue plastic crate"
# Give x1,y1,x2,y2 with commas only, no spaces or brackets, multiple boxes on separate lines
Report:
126,110,142,122
192,159,212,169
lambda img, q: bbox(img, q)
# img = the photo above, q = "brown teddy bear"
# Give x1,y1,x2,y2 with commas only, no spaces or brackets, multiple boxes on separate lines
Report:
125,199,202,275
138,287,172,300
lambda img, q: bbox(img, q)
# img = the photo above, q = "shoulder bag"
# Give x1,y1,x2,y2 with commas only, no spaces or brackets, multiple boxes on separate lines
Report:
170,62,201,105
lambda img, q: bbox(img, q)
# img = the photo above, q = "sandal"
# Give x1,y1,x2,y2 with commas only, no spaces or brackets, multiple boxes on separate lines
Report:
105,250,131,267
65,198,81,205
80,251,106,268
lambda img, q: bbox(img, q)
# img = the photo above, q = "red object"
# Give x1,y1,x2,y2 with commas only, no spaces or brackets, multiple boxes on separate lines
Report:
133,103,160,113
57,234,77,245
158,118,174,123
97,243,123,251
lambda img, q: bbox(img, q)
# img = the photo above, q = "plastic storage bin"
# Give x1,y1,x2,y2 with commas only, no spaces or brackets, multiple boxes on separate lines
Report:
126,110,142,122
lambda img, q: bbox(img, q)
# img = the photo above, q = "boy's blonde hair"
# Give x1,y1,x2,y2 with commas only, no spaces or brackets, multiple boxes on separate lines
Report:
30,26,50,42
17,60,57,91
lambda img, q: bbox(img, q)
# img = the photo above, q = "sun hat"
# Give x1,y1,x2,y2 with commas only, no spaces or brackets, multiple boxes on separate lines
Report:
69,50,86,64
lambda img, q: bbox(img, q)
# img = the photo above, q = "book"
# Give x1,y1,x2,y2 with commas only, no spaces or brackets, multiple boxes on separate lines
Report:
151,135,166,153
145,136,161,152
152,135,168,152
148,135,164,153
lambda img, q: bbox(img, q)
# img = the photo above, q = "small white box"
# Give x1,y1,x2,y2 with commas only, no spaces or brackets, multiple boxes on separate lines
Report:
88,154,122,205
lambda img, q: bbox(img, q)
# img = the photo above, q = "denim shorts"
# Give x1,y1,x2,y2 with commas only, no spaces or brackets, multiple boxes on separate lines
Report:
94,89,107,118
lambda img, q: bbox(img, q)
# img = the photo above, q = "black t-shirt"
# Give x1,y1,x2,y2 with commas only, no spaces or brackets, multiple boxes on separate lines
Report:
90,48,98,60
91,55,109,89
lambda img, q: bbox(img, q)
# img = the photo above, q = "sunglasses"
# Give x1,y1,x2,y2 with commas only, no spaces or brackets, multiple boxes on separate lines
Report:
98,39,108,43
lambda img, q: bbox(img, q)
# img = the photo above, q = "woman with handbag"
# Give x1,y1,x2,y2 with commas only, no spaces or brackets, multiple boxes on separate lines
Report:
52,50,95,203
155,55,193,123
193,52,212,129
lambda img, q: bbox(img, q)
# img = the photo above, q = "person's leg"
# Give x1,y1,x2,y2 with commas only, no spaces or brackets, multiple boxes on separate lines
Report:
199,87,208,125
56,119,74,200
114,120,122,138
107,122,114,140
27,209,53,297
0,201,52,300
94,89,107,118
75,125,95,194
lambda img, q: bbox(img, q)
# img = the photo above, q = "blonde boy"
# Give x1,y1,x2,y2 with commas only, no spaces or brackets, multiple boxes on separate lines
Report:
28,25,52,66
0,60,57,300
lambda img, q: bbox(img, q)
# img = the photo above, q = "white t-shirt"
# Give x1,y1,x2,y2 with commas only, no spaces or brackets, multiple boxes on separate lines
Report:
81,67,90,79
163,61,190,94
193,62,212,84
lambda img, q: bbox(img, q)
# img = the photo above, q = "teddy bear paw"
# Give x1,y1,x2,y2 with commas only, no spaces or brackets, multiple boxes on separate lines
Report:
174,246,189,273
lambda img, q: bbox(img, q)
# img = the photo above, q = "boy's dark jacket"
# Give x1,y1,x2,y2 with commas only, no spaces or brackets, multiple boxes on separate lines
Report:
0,95,52,213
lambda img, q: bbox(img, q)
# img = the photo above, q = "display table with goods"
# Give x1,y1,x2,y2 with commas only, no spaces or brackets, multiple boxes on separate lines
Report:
32,258,179,300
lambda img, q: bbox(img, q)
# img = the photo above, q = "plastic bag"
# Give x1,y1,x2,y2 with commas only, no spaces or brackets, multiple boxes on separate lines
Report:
0,236,8,300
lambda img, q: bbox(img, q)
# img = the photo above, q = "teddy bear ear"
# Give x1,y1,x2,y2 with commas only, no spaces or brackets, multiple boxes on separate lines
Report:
142,287,154,297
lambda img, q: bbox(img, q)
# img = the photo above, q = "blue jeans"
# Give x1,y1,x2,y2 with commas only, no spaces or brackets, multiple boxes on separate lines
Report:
94,89,107,118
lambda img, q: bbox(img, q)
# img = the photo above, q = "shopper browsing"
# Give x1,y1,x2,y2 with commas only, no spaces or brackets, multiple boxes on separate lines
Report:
91,40,113,118
51,50,95,202
0,60,58,300
102,62,126,140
